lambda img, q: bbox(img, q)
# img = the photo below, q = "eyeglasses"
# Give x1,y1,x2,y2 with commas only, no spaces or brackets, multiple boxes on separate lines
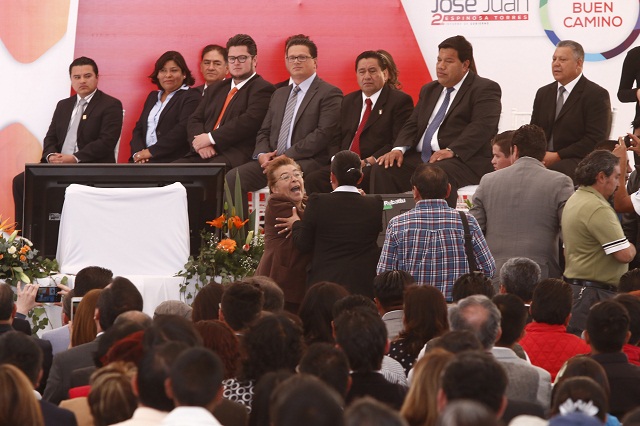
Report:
278,171,303,182
228,55,252,64
286,55,313,63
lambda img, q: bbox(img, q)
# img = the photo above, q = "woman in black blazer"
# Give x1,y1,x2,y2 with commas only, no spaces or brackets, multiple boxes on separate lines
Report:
130,51,200,163
280,150,384,297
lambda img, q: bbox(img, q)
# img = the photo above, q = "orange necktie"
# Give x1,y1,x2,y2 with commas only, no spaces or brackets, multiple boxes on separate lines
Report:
213,87,238,130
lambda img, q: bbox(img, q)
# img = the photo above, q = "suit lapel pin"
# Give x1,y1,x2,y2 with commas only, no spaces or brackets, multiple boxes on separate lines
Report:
82,115,87,120
378,109,382,115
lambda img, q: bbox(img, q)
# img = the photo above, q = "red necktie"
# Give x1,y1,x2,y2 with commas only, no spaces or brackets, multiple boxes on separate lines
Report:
213,87,238,130
350,98,372,156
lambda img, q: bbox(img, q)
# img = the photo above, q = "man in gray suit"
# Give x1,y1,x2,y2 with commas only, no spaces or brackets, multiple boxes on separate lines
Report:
226,34,342,196
470,124,574,282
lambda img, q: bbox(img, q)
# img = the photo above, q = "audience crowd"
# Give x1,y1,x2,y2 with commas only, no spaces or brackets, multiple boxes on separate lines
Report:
7,26,640,426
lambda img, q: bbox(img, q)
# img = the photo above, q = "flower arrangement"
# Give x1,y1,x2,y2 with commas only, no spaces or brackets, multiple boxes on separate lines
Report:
176,173,265,299
0,217,59,286
1,216,62,333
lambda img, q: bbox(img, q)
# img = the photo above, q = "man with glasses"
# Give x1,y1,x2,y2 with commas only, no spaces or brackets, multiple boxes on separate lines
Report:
195,44,229,95
177,34,275,167
226,34,342,197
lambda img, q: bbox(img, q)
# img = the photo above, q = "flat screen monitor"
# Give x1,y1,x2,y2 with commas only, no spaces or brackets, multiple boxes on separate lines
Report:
23,164,226,259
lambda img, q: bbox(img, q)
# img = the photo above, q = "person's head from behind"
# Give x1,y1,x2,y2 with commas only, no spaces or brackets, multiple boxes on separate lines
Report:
334,308,387,372
585,300,630,354
220,281,264,332
436,400,499,426
243,275,284,313
298,342,350,398
555,356,611,410
193,320,239,379
153,300,192,320
74,266,113,297
96,277,143,332
619,268,640,293
299,281,349,345
410,164,450,201
346,396,408,426
448,295,501,350
373,270,415,314
332,294,377,319
531,278,573,326
376,49,401,89
0,364,44,426
491,130,515,171
331,150,364,187
143,314,202,350
88,362,138,426
71,288,102,347
0,283,15,321
240,314,304,382
511,124,547,162
499,257,541,303
251,370,295,426
401,348,454,426
0,331,42,388
614,294,640,346
167,347,224,410
270,374,344,426
439,351,508,418
428,330,483,354
575,150,620,200
452,272,495,303
492,293,527,348
550,377,607,424
191,281,224,322
400,285,449,356
95,319,149,368
135,342,189,413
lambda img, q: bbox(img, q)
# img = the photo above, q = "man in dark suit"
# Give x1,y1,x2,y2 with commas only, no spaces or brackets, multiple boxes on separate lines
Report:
225,34,342,196
194,44,228,95
0,331,77,426
305,50,414,194
530,40,611,181
12,56,123,227
178,34,275,168
372,35,501,207
44,277,143,404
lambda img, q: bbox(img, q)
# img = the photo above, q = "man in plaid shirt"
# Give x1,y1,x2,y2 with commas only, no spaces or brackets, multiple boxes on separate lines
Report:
377,164,495,301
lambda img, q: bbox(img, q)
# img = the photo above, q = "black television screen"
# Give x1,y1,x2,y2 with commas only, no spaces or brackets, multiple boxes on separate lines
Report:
23,164,226,259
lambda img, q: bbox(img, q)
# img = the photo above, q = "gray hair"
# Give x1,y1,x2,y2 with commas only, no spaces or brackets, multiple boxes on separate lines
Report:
556,40,584,61
575,150,619,187
345,396,408,426
500,257,541,302
436,400,498,426
449,295,501,350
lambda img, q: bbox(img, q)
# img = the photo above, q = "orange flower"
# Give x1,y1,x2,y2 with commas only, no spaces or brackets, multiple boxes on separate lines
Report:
0,254,3,260
231,216,249,229
206,214,226,229
217,239,237,254
19,245,30,254
19,255,26,262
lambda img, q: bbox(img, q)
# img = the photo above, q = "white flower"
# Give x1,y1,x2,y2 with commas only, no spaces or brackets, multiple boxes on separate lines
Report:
7,246,16,254
22,237,33,246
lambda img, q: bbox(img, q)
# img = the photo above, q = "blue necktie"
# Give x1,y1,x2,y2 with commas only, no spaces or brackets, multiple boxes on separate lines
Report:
421,87,455,163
